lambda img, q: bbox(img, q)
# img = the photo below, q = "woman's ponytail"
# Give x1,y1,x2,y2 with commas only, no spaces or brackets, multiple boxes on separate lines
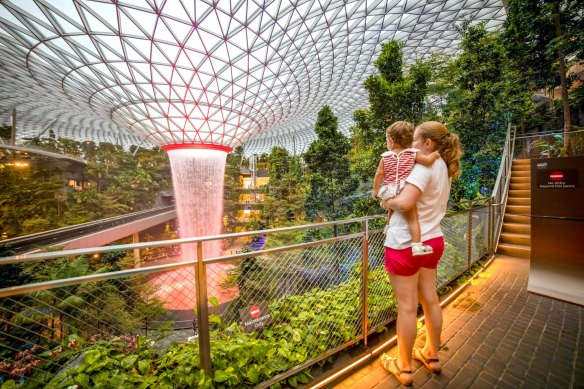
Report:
441,133,462,178
416,122,463,178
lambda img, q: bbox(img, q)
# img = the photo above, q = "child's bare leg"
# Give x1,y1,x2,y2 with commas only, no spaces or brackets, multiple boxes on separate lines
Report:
384,210,394,233
403,206,433,256
403,206,421,243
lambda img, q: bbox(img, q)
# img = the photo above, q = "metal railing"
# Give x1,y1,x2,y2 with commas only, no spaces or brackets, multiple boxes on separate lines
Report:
514,128,584,159
0,201,496,388
491,124,516,252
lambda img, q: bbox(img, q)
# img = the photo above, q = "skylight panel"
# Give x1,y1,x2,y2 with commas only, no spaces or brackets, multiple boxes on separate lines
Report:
84,2,117,32
119,10,144,37
126,8,158,37
161,0,188,20
164,17,193,44
197,28,222,53
50,10,82,34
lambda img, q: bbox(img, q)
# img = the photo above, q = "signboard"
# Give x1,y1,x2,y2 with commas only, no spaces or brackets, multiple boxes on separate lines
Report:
239,301,272,332
535,168,578,189
530,157,584,306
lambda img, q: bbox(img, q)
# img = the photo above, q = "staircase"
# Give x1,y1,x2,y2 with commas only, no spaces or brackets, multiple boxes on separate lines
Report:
497,159,531,259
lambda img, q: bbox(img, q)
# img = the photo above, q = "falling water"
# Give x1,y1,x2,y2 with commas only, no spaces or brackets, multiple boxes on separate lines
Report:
152,148,228,310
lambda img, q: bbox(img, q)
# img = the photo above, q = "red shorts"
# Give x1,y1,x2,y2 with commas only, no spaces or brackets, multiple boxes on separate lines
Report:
384,237,445,276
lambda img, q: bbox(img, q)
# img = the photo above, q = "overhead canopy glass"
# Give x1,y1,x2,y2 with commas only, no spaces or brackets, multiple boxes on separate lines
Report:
0,0,506,154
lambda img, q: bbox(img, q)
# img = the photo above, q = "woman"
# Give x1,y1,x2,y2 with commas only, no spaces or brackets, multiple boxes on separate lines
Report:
379,121,462,386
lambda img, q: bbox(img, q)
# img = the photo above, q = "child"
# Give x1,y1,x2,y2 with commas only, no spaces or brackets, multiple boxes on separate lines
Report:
372,121,440,256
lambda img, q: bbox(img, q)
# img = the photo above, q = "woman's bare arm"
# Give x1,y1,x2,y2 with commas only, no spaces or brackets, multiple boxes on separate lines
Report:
381,183,422,212
415,150,440,167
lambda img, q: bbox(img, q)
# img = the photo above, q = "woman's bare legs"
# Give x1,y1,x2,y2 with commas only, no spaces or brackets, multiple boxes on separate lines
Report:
417,267,442,367
388,272,419,371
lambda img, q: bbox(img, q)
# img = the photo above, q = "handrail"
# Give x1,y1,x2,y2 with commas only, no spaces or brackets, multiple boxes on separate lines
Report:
513,128,584,158
491,123,516,251
0,197,493,265
0,143,88,165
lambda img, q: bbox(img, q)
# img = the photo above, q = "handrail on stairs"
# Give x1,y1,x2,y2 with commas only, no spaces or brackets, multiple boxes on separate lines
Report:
491,123,517,252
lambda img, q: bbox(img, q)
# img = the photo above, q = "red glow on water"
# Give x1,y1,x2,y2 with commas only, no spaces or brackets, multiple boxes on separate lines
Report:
151,148,237,310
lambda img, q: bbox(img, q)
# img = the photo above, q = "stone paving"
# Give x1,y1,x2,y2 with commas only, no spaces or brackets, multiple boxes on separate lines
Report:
332,255,583,388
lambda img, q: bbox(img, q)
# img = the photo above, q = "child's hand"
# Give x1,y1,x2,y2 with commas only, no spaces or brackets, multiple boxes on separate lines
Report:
431,150,441,161
372,190,378,199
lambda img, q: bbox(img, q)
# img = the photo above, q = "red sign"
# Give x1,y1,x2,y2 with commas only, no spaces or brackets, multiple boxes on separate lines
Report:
549,171,564,182
250,306,261,318
239,301,272,332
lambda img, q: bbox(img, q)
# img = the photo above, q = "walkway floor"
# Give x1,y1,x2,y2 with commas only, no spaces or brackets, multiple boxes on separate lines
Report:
332,255,583,388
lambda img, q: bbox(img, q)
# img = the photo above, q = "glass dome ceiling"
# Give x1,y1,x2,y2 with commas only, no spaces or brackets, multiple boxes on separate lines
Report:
0,0,506,155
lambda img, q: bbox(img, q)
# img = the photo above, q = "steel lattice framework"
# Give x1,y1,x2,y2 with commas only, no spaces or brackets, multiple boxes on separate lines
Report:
0,0,506,154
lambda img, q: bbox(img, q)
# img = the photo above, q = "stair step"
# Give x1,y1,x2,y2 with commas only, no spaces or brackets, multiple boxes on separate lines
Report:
513,159,530,166
510,183,531,190
508,190,531,198
510,176,530,184
508,197,531,206
511,164,531,171
497,243,531,259
511,170,531,177
500,232,531,246
502,222,531,234
506,205,531,215
504,214,531,224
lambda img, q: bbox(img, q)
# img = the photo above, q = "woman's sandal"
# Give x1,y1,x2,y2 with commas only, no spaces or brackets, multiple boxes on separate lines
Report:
380,353,413,386
413,349,441,374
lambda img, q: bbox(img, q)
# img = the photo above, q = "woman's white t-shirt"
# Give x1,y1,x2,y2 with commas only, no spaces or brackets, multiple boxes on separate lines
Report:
384,158,450,250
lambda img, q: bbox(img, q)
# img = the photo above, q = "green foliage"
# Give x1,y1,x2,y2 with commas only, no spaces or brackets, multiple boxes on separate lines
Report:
224,146,244,235
504,0,583,147
0,167,65,237
0,141,171,239
349,41,431,182
263,147,306,227
0,245,32,290
21,266,395,388
0,125,11,142
0,253,165,373
504,0,584,91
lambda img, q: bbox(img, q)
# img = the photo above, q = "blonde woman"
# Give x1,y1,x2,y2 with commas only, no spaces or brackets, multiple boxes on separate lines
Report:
379,121,462,386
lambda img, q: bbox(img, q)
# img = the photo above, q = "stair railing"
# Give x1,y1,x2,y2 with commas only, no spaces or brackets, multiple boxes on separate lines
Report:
490,123,516,252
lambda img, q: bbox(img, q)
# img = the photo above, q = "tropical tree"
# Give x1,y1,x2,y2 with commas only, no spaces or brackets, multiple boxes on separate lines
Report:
444,23,532,200
304,106,357,235
504,0,584,147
